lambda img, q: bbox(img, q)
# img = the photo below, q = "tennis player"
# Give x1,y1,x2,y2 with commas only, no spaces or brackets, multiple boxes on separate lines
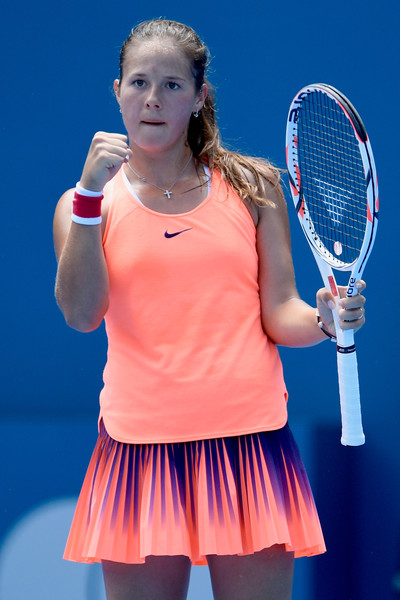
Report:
53,19,367,600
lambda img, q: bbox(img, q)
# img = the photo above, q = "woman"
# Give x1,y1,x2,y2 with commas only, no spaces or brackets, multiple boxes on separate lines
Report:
53,19,366,600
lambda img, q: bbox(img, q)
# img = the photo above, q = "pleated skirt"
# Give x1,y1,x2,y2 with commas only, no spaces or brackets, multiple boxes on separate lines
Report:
64,421,326,565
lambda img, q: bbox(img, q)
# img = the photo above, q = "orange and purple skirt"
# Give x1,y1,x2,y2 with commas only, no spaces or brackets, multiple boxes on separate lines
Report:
64,421,326,565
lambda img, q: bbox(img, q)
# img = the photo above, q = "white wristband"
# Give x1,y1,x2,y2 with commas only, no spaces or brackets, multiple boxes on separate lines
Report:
75,182,104,197
71,214,102,225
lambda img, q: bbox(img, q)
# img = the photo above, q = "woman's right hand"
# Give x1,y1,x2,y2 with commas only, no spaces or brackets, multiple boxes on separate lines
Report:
79,132,132,191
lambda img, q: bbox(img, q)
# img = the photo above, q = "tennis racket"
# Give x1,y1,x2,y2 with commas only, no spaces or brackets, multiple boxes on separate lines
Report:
285,83,379,446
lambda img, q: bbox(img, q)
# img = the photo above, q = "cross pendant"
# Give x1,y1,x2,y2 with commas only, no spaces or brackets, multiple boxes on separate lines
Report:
164,190,172,199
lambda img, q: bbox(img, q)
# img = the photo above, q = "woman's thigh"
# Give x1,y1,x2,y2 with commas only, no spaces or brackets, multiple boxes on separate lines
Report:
102,555,192,600
207,544,294,600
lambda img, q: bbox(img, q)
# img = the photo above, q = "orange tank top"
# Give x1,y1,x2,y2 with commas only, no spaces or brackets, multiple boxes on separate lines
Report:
99,167,288,443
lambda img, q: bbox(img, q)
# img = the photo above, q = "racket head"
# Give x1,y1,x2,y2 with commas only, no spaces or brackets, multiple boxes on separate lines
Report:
286,83,379,288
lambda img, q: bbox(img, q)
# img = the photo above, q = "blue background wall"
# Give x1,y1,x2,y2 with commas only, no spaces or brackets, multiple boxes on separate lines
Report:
0,1,399,598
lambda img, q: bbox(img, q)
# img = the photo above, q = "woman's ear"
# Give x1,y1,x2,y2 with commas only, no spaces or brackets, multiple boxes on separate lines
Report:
113,79,121,103
195,84,208,112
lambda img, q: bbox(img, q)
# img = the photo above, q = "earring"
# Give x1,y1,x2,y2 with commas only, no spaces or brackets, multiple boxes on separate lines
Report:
193,110,199,118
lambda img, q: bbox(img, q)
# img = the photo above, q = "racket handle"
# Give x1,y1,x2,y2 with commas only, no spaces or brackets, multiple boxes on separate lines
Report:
336,331,365,446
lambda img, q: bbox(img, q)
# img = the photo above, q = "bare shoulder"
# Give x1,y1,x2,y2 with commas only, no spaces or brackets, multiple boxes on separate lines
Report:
256,178,290,231
236,161,287,228
54,188,75,220
255,174,291,258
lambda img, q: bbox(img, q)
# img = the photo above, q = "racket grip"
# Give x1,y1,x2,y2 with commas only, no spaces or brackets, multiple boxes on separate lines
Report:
336,338,365,446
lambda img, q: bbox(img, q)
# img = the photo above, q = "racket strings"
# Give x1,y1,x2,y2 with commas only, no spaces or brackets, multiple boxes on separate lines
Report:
297,92,367,264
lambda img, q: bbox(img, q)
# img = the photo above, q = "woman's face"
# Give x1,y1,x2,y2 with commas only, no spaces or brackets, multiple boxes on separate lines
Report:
114,39,206,155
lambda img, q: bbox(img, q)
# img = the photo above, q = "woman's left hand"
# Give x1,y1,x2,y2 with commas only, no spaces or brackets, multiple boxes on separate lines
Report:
316,280,366,338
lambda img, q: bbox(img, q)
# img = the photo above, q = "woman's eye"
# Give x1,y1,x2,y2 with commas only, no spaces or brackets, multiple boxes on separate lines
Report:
133,80,146,87
166,82,180,90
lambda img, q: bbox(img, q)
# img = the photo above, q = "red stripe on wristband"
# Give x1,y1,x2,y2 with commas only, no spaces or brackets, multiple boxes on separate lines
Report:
73,191,103,218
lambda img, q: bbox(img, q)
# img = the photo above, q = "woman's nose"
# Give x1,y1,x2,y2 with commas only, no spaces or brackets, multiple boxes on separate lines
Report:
145,85,161,109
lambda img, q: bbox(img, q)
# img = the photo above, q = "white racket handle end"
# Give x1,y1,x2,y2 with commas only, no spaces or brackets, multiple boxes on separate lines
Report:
341,433,365,447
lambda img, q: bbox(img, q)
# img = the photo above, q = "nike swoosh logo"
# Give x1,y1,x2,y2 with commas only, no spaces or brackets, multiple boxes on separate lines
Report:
164,228,192,238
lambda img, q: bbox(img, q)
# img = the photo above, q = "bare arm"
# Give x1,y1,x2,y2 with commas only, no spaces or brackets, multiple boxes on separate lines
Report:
53,192,109,332
255,179,366,347
53,132,131,332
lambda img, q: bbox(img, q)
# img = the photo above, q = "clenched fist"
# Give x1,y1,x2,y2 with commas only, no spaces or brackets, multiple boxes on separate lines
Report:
79,132,133,191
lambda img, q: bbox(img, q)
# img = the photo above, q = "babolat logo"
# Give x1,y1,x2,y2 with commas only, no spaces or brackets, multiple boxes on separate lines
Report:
346,278,357,297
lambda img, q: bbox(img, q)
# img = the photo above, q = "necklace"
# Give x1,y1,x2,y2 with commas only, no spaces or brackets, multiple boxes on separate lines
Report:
126,153,193,199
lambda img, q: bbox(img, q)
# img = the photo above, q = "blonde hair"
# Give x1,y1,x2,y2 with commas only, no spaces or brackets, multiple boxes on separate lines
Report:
119,19,282,206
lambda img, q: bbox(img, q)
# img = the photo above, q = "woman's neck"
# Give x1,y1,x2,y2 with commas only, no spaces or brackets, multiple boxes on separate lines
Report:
127,146,194,188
